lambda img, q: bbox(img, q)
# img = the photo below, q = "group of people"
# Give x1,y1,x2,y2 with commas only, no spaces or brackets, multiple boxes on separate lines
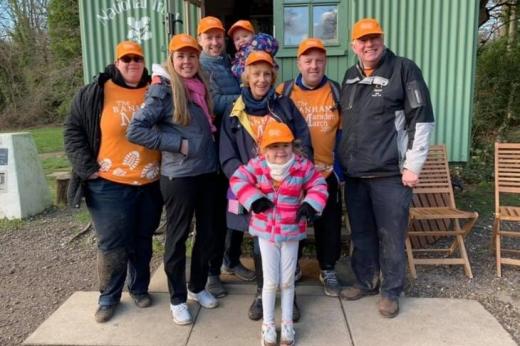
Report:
64,16,434,346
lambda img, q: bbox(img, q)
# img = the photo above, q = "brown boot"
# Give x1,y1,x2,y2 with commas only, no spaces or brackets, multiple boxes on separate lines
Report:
378,297,399,318
340,286,379,301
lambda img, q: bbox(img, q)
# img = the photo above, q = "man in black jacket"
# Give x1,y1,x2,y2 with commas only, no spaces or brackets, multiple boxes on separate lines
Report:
64,41,162,323
338,18,435,318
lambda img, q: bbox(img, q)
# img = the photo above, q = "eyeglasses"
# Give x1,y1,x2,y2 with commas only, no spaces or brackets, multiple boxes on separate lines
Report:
120,55,144,63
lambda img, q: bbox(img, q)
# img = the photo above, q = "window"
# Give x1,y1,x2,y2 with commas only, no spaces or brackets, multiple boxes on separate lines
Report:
275,0,346,57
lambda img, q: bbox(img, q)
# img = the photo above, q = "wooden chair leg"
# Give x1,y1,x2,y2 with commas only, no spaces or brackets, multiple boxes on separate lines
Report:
405,237,417,279
456,234,473,278
496,222,502,277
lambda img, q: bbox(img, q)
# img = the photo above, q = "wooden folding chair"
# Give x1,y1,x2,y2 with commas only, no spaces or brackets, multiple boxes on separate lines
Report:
405,145,478,279
493,142,520,277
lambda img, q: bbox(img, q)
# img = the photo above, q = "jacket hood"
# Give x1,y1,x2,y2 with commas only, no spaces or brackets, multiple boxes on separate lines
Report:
98,63,150,88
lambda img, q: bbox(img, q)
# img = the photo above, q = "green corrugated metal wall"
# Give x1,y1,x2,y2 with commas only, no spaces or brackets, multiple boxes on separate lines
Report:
78,0,478,161
79,0,169,83
276,0,479,161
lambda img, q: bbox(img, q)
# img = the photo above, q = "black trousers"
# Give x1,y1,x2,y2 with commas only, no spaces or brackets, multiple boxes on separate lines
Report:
345,176,412,299
313,173,342,270
161,174,217,305
208,173,231,276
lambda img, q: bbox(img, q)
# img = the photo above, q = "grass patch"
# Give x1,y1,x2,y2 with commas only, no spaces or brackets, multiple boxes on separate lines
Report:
74,209,91,224
41,154,70,175
30,127,64,153
0,218,26,232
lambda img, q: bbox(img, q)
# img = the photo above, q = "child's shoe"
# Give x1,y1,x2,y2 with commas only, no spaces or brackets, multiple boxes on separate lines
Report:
280,323,295,346
261,323,277,346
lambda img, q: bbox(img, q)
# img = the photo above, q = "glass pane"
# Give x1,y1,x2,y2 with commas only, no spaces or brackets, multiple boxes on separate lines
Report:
284,7,309,46
313,5,338,43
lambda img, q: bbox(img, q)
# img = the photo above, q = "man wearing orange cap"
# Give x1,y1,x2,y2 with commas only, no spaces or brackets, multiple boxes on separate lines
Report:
276,37,343,297
338,18,435,318
64,41,162,323
197,16,256,298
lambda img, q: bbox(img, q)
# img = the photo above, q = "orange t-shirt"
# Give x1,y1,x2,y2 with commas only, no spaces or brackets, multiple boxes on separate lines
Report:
97,80,161,185
276,82,340,176
248,114,276,145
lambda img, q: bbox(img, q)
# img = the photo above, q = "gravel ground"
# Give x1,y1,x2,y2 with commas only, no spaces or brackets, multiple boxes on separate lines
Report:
0,206,518,345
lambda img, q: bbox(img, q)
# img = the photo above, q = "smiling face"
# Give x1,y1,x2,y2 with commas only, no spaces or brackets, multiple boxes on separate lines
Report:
197,29,225,57
264,142,293,164
232,28,254,50
115,55,145,86
246,63,273,100
351,34,385,68
297,49,326,88
172,48,199,78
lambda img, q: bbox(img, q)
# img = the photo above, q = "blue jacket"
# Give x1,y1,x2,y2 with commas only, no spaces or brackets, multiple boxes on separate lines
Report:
127,65,218,178
219,92,313,231
199,52,241,117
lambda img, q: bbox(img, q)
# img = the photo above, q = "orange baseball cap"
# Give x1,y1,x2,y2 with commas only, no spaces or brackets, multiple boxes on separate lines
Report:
245,51,274,67
197,16,225,35
115,41,144,60
297,37,326,57
351,18,384,40
227,20,255,37
260,121,295,150
169,33,200,53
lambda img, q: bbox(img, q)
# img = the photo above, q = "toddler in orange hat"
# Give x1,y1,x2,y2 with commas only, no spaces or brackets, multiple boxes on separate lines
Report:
227,19,279,79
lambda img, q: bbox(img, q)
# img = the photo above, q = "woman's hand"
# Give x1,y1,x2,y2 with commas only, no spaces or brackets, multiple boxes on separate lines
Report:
87,172,99,180
180,139,189,156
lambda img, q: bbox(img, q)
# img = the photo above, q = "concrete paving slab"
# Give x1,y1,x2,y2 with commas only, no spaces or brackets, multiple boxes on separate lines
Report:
343,296,517,346
187,295,352,346
23,292,199,346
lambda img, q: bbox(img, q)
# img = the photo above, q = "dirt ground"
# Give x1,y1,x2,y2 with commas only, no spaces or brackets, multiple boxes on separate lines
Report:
0,206,519,346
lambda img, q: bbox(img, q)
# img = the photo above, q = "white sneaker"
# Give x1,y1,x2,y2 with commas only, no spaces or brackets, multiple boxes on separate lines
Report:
261,324,277,346
170,303,192,325
280,323,295,346
187,289,218,309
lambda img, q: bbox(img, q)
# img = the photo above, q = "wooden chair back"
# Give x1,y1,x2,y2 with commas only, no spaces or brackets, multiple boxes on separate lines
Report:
494,142,520,213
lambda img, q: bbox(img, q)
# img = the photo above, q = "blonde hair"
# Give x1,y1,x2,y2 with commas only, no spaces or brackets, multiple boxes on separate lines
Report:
241,63,277,87
165,53,213,126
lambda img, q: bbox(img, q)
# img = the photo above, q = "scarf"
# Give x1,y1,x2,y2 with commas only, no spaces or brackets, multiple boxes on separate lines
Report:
241,87,275,115
295,73,328,90
184,77,217,133
266,154,295,182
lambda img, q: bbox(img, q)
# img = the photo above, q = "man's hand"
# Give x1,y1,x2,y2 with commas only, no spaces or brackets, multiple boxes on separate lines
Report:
402,169,419,188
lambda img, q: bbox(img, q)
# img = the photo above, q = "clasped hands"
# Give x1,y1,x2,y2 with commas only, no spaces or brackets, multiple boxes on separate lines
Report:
251,197,317,222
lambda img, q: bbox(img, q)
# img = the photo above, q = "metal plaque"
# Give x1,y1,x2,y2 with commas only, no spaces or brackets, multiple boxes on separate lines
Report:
0,148,7,165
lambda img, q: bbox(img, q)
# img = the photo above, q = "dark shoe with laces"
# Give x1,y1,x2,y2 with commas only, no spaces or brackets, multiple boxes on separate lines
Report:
319,270,341,297
248,294,263,321
293,296,301,322
206,275,228,298
222,262,256,281
130,293,152,308
95,304,116,323
378,296,399,318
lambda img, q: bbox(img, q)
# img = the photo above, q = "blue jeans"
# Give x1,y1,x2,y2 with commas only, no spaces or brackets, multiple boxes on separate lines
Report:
344,176,412,299
85,178,162,306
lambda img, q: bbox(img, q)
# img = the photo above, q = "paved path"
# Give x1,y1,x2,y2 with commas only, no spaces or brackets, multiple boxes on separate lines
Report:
24,262,516,346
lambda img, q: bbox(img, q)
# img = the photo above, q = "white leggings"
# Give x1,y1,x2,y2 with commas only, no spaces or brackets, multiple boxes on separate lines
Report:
258,238,299,325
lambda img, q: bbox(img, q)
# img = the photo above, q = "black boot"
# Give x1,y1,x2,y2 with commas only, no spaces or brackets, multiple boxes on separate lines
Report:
248,292,263,321
293,294,301,322
249,250,264,321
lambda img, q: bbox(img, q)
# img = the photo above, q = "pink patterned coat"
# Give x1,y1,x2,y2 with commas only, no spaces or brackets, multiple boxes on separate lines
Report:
230,154,328,243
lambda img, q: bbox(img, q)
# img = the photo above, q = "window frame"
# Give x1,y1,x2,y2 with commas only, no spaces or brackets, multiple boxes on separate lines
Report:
274,0,347,57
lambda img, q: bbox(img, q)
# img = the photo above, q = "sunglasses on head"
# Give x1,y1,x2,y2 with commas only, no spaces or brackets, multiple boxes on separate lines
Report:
120,55,143,63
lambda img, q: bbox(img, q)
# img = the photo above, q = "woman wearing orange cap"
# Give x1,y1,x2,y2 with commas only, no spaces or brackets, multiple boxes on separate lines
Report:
219,50,313,326
64,40,162,323
230,121,327,346
127,34,220,325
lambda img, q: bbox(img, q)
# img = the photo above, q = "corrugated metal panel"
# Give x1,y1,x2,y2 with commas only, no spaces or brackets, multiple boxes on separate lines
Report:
79,0,169,84
347,0,479,161
276,0,478,161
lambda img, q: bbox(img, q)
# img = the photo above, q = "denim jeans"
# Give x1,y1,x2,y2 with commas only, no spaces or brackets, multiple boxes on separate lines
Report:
85,178,162,306
344,176,412,299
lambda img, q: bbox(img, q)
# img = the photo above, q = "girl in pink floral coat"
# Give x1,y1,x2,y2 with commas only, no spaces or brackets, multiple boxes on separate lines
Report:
230,121,328,346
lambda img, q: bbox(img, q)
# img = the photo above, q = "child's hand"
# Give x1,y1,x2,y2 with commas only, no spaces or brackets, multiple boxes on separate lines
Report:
296,202,317,222
251,197,274,213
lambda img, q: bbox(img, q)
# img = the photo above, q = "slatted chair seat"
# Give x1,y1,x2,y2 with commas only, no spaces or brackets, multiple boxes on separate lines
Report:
493,143,520,277
405,144,478,279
